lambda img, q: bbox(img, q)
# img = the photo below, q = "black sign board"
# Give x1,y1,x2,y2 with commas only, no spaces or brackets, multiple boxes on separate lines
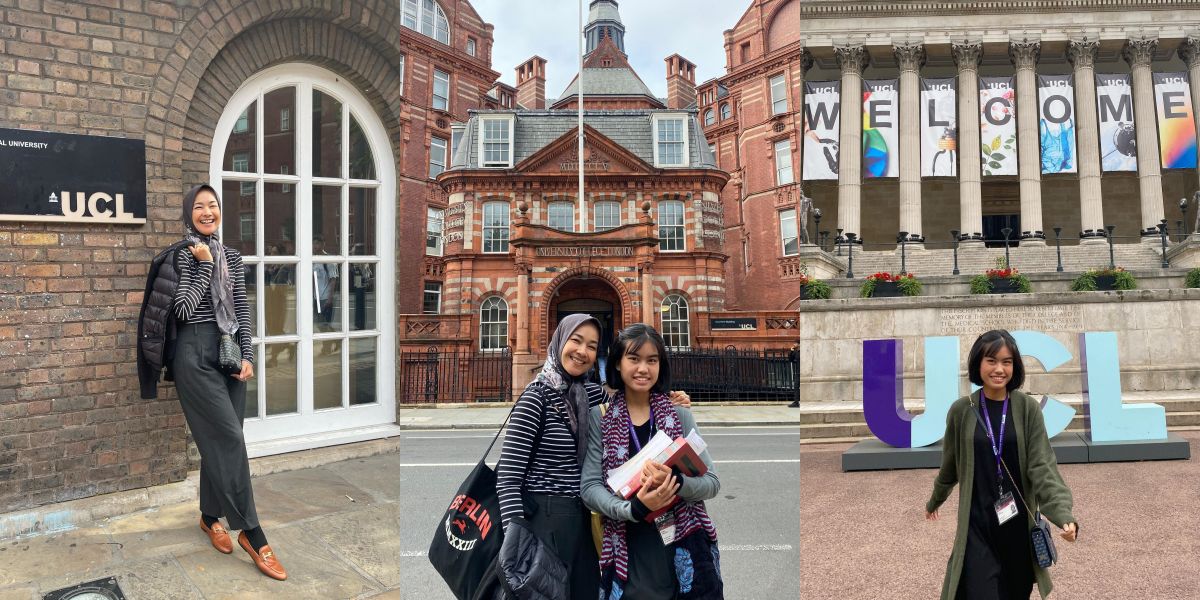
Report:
710,317,758,331
0,127,146,224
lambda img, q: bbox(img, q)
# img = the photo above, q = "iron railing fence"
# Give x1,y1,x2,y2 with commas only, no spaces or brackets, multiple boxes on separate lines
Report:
400,346,512,404
666,347,799,403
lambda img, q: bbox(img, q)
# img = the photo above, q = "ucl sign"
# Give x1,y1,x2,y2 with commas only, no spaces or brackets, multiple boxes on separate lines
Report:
863,331,1169,448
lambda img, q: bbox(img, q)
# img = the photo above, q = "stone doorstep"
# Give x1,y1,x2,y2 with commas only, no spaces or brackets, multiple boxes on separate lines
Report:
0,437,400,542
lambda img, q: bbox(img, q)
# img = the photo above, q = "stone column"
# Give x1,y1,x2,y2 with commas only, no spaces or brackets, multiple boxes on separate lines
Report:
515,261,531,353
953,41,985,243
1125,36,1166,238
1180,37,1200,202
895,42,926,245
797,48,812,235
1010,38,1046,245
1068,39,1107,244
640,263,654,324
834,44,868,244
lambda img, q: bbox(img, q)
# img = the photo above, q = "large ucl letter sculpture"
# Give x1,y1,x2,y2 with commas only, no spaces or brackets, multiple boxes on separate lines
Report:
862,331,1168,448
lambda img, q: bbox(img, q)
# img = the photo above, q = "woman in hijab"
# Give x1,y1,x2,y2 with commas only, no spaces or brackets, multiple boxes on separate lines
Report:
171,184,286,581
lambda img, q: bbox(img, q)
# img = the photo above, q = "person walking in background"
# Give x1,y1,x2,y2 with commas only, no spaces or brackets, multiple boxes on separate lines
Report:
925,329,1077,599
582,323,723,600
153,184,287,581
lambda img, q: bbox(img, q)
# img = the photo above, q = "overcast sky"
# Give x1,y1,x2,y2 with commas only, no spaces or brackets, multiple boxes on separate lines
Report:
472,0,750,100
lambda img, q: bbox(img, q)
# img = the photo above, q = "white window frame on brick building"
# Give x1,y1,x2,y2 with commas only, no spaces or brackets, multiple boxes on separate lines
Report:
548,201,574,232
479,114,514,168
661,294,691,349
774,139,794,185
720,103,731,120
479,296,509,351
780,208,798,256
770,74,788,115
652,113,689,167
704,109,714,126
426,207,444,256
210,62,397,455
483,201,510,253
467,37,477,57
430,136,448,178
423,281,442,314
594,200,620,231
658,199,685,252
403,0,450,45
433,68,450,111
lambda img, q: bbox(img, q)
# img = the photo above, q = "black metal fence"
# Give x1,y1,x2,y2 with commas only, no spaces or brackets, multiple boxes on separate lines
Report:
667,347,799,402
400,347,512,404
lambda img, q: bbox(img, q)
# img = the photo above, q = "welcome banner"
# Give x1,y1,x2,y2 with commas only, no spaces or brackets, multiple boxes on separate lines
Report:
1096,74,1137,172
1037,74,1077,174
921,78,957,177
862,79,899,178
803,80,840,181
1153,72,1198,169
979,76,1018,176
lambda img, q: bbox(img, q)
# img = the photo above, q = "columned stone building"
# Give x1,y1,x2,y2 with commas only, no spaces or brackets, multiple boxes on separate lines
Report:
798,0,1200,251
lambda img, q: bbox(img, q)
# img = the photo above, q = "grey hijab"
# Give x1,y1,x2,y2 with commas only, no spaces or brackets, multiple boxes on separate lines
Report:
181,184,238,335
536,313,601,466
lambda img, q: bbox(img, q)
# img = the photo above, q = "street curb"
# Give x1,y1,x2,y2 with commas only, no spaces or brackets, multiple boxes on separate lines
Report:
0,438,400,542
398,420,800,431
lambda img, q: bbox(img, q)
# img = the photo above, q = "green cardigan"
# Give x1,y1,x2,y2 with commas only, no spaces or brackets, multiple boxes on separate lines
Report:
925,390,1076,600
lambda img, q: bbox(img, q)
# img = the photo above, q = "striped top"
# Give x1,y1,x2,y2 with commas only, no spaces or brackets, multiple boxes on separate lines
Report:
496,380,606,527
173,247,254,364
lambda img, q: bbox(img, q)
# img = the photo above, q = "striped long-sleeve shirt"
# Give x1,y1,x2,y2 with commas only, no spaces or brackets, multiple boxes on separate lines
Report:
496,380,606,527
173,247,254,364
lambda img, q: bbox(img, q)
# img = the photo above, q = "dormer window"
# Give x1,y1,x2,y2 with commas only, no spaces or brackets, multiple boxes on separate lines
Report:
652,114,690,167
479,115,515,168
402,0,450,45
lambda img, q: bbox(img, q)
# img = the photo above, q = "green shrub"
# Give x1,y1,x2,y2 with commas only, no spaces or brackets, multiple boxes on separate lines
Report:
1186,267,1200,288
802,279,832,300
1071,267,1137,291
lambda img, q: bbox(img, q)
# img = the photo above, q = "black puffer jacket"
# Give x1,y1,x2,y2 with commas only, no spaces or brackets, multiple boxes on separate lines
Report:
137,241,189,399
498,519,568,600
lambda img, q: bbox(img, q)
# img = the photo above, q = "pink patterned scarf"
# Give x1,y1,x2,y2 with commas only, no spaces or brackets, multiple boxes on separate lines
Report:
599,390,718,581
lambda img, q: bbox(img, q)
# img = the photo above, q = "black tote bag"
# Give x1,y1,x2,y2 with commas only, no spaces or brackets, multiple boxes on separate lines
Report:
428,408,515,600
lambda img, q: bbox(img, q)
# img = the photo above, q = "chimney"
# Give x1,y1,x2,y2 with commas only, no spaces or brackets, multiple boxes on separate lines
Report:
515,56,548,109
665,54,697,109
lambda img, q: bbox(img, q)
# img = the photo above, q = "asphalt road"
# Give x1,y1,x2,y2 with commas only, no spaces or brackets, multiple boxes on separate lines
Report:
399,425,801,599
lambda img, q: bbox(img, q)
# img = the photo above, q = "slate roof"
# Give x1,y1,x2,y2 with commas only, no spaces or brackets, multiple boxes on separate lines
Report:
589,0,622,24
449,109,718,171
557,68,662,105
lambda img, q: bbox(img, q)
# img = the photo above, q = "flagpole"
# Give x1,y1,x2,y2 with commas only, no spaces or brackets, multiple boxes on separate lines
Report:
577,0,586,233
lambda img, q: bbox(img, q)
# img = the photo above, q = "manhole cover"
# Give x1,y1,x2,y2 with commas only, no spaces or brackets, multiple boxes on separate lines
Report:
43,577,126,600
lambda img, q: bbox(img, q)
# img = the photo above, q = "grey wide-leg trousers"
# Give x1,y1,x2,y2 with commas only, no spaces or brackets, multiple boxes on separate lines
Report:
172,322,259,531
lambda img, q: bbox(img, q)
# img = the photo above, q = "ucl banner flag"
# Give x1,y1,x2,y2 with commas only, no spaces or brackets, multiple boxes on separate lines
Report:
979,76,1018,176
921,77,958,177
1153,72,1199,169
803,80,840,181
862,79,899,178
1096,74,1138,172
1037,74,1077,174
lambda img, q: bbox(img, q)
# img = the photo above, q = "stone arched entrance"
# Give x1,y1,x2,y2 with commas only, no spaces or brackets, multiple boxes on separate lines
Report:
540,267,632,355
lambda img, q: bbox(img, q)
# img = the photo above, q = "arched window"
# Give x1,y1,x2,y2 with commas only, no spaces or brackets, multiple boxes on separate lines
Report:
704,109,715,126
547,201,574,231
720,103,731,120
402,0,450,45
480,296,509,350
661,294,690,349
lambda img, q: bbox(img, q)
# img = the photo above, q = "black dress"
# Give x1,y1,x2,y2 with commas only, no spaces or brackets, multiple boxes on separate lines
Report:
957,394,1035,600
621,420,679,600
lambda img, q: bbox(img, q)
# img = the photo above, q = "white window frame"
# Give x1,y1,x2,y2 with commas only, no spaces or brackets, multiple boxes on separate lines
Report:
479,296,509,351
661,294,690,349
240,213,254,240
403,0,450,45
450,124,465,165
478,115,515,168
430,136,448,178
547,201,574,232
704,109,714,126
483,201,510,253
594,200,620,231
423,281,442,314
234,109,250,133
720,103,731,120
467,37,477,57
426,207,444,256
780,208,798,256
658,199,685,252
770,74,788,115
774,139,794,185
652,113,689,167
280,107,291,132
433,69,450,111
280,164,291,193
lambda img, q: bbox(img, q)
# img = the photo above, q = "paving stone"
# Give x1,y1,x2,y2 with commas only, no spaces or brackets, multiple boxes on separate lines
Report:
0,527,118,587
304,503,400,588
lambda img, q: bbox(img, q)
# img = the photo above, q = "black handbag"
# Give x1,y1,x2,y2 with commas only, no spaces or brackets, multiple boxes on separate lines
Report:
999,457,1058,568
498,517,569,600
218,333,242,375
428,408,515,600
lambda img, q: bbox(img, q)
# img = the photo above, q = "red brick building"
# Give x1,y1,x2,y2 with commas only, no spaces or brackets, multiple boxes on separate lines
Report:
697,0,802,310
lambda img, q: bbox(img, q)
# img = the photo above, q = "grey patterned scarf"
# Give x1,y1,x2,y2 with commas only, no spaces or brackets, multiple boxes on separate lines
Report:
181,184,238,335
536,313,601,466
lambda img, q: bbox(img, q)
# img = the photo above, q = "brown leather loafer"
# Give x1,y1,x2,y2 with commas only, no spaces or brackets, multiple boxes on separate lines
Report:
199,519,233,554
238,532,287,580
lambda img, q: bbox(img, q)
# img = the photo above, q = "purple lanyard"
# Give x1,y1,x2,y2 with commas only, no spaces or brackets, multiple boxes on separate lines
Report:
628,405,655,452
979,393,1010,493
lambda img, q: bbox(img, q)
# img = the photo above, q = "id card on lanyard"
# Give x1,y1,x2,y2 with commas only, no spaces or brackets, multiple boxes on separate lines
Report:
979,394,1018,526
630,407,678,544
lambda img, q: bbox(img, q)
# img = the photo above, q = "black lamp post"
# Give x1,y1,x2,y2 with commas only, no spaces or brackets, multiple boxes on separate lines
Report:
898,230,908,275
812,208,822,247
1105,224,1116,269
845,232,856,279
836,228,843,256
1001,227,1013,270
1181,197,1190,239
950,229,960,275
1053,227,1063,272
819,230,830,250
1159,219,1170,268
1178,219,1185,242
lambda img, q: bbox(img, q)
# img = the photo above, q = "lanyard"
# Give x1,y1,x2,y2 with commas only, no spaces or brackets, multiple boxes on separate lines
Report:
978,392,1010,494
628,405,655,452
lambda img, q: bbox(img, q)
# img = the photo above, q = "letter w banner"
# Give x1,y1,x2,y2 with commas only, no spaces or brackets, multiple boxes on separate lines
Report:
921,77,957,177
1096,74,1137,172
1037,74,1077,174
803,80,840,181
979,76,1018,176
428,409,512,599
1153,72,1199,169
862,79,899,178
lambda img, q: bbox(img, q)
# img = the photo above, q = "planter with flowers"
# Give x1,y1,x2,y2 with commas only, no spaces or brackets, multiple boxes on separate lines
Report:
799,272,832,300
860,272,922,298
1071,266,1137,291
970,261,1032,295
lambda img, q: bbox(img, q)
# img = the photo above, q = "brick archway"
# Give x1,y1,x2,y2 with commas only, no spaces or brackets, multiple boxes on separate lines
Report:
539,267,634,351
